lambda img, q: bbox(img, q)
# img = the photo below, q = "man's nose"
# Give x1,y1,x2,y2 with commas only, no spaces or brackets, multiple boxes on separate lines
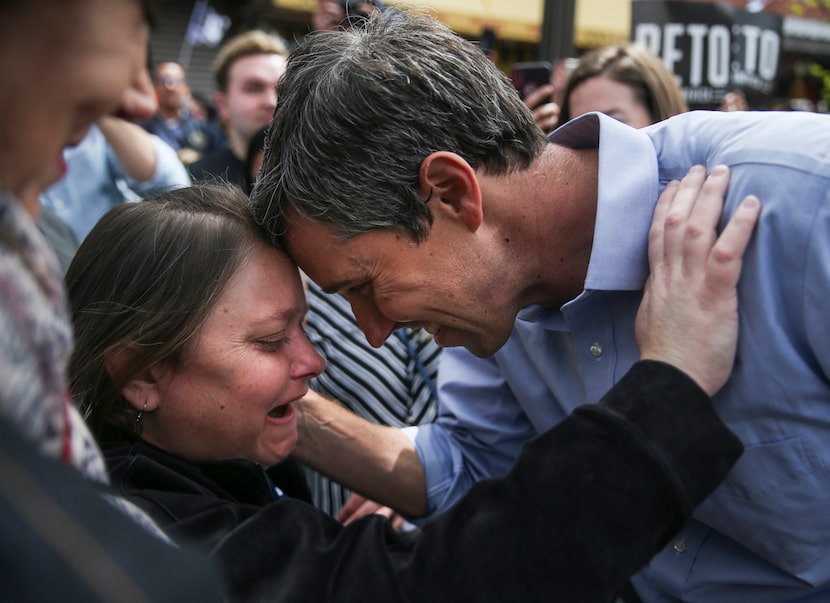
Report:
266,88,278,111
350,298,397,348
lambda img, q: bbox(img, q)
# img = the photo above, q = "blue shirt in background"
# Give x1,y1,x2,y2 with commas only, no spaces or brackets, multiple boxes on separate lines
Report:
41,125,192,242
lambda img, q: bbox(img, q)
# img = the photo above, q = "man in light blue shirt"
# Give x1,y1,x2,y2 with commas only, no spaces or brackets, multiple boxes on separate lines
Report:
416,110,830,601
40,116,191,242
251,10,827,601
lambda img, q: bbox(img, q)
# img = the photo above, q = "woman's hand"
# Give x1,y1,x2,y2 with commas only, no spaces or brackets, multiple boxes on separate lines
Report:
337,492,407,531
636,165,761,396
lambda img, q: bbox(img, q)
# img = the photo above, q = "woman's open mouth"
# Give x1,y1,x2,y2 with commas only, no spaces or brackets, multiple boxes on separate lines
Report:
268,404,288,418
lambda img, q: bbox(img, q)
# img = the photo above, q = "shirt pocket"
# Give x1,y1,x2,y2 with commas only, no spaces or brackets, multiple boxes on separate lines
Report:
696,434,830,578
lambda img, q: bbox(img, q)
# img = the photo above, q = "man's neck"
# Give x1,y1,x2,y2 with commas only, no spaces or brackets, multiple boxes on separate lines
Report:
159,105,181,121
509,144,600,310
228,130,248,162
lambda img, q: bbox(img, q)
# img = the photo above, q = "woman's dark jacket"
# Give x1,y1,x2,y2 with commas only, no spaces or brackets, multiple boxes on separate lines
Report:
103,360,743,603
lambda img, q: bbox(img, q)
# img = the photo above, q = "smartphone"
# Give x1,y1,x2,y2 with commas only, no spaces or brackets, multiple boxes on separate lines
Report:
511,61,553,102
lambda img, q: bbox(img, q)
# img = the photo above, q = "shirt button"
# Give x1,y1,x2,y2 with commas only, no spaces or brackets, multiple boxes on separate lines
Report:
589,343,603,358
674,538,686,553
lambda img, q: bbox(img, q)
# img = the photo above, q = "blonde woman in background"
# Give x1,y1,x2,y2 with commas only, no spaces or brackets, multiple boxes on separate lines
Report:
530,42,689,133
559,42,688,127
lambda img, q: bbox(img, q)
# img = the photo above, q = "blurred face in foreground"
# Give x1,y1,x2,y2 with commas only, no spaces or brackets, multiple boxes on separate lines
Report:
139,243,325,467
0,0,152,214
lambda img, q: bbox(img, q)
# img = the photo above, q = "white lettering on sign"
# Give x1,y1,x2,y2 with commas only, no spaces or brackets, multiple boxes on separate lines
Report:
634,21,780,90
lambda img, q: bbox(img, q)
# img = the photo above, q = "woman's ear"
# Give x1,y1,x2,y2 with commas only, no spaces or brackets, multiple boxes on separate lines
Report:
419,151,483,231
104,352,165,413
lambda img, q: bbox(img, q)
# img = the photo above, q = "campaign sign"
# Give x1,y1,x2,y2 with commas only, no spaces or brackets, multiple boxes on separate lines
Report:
632,1,782,107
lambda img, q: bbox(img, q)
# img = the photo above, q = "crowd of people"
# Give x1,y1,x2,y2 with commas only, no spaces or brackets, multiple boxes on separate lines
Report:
5,0,830,601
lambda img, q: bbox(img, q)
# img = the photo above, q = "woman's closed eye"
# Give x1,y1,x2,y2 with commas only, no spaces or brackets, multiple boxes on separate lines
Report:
255,337,290,352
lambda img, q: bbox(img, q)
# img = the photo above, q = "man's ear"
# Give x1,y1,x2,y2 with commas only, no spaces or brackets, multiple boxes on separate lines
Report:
104,352,165,413
419,151,483,231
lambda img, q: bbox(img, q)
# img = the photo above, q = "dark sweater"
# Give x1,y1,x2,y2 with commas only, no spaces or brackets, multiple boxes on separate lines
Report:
103,360,743,603
188,147,246,189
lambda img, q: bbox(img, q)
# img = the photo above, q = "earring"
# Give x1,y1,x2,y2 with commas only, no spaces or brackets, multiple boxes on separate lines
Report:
133,401,147,436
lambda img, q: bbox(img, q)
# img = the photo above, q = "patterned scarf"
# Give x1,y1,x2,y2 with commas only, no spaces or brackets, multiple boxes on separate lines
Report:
0,188,108,483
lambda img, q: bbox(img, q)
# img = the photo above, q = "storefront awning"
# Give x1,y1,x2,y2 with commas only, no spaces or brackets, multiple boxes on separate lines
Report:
270,0,628,45
390,0,543,44
272,0,830,51
574,0,630,47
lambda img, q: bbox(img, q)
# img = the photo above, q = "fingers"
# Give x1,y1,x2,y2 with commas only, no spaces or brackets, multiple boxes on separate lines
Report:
664,165,721,261
649,165,731,276
524,84,554,110
679,165,731,269
637,163,761,396
647,179,676,269
534,106,560,134
336,492,368,523
336,493,408,530
705,195,761,291
337,494,400,527
340,498,379,525
365,505,406,531
389,514,406,531
525,84,559,133
654,164,760,292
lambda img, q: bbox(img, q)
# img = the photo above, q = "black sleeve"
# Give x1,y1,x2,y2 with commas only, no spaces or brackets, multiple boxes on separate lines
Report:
0,418,223,603
215,360,743,603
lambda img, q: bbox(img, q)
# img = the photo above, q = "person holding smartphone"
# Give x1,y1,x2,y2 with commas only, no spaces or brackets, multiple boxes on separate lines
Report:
512,60,561,134
521,44,687,134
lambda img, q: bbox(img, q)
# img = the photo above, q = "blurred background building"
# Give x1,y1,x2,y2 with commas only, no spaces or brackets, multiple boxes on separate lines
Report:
150,0,830,110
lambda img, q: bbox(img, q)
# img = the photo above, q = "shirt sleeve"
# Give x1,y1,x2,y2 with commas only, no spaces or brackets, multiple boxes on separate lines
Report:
109,134,192,199
413,345,538,518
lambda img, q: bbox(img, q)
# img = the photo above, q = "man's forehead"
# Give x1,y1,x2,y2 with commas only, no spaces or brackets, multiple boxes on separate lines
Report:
230,54,284,78
282,215,365,290
282,208,327,239
282,213,340,259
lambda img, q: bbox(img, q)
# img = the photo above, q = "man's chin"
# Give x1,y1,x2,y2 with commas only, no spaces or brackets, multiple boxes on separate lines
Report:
455,333,510,359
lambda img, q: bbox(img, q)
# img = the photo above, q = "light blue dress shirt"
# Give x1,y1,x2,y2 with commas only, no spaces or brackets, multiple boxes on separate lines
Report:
411,110,830,601
40,125,191,241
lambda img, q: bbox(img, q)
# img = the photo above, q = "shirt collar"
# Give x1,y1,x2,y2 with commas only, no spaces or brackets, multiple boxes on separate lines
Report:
553,112,658,292
518,113,658,325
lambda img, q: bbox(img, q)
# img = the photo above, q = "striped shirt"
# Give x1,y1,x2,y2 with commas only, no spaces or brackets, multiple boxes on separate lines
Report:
303,279,441,515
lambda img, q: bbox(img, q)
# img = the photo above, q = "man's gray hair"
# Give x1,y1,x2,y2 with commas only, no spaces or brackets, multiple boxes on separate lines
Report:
251,8,547,244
